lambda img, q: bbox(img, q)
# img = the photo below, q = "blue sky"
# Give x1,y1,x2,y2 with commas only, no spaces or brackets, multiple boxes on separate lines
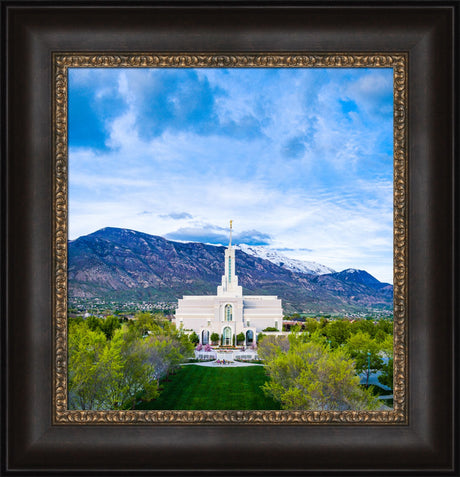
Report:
68,67,394,283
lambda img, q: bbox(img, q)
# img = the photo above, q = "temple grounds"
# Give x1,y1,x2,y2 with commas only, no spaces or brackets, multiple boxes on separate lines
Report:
135,364,281,410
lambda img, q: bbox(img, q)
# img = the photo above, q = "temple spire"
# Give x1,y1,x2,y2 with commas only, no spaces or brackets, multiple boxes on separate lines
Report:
229,220,233,247
216,219,242,297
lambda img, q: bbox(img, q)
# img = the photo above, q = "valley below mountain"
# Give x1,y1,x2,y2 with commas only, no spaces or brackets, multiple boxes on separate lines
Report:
68,227,393,315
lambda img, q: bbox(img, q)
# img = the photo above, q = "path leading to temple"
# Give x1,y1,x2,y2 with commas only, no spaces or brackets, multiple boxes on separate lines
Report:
182,360,263,367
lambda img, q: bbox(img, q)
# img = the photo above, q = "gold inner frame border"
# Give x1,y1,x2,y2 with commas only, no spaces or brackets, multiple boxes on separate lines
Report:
53,53,408,425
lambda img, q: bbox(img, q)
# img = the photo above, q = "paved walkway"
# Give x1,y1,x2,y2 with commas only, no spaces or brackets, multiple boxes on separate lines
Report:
183,360,264,368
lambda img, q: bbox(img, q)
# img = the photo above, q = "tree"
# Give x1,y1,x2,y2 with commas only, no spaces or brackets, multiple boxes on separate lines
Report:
236,332,245,345
68,316,84,326
68,321,129,410
345,331,383,387
351,319,377,338
323,319,352,348
100,315,121,340
376,319,393,335
131,312,158,336
86,315,102,332
378,358,394,389
256,332,265,343
189,331,199,345
257,334,289,362
68,311,194,410
303,318,319,334
377,334,394,390
96,328,129,408
210,332,220,345
68,321,108,410
144,334,176,385
260,333,378,411
117,326,159,409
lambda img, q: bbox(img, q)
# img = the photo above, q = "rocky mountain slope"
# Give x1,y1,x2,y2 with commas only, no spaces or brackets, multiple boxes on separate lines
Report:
68,227,393,314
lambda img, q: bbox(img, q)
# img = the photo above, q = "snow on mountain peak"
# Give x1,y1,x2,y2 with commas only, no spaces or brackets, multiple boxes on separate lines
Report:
236,244,335,276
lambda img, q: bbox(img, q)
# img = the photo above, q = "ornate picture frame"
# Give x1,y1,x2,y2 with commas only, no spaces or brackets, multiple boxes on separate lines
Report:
54,53,407,425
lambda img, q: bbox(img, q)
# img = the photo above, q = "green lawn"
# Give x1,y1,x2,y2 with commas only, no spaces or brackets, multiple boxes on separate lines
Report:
136,365,281,410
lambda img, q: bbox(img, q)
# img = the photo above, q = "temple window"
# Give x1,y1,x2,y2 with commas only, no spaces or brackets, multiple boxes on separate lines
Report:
225,304,232,321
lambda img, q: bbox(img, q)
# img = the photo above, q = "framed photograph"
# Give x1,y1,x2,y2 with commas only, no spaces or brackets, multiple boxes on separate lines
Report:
2,1,457,474
58,54,404,422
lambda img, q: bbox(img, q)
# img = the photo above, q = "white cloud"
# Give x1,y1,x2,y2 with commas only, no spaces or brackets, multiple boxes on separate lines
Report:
68,67,394,283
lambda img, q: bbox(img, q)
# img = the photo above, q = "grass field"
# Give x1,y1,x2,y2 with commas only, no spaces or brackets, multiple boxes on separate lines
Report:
136,365,281,410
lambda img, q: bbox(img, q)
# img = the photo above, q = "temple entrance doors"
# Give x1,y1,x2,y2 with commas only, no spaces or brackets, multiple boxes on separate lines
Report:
223,326,232,346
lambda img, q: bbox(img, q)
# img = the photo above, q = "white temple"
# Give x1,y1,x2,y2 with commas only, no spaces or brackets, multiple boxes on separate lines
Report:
174,221,283,346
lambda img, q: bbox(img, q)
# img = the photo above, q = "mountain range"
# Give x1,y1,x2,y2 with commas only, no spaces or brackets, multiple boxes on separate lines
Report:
68,227,393,314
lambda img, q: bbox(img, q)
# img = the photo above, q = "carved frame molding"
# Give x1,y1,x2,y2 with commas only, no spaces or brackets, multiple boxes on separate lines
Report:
53,53,408,425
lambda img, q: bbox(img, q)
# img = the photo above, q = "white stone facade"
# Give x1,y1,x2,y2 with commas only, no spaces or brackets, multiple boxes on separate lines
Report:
174,225,283,346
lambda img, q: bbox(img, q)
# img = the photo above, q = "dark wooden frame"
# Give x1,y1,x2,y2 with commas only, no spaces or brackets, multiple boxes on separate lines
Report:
1,1,457,474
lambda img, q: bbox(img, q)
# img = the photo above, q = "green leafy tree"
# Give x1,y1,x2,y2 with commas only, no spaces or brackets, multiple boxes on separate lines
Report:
323,319,352,347
145,334,177,384
256,332,265,343
68,321,108,410
378,358,394,389
257,334,290,362
189,331,199,345
351,319,377,338
118,326,159,409
374,329,387,343
377,334,394,390
69,311,194,410
303,319,319,334
236,332,245,345
68,316,84,326
69,321,129,410
131,312,158,336
86,315,103,332
260,333,378,411
100,315,121,340
345,331,383,386
96,328,129,408
210,332,220,345
376,319,393,335
319,317,328,328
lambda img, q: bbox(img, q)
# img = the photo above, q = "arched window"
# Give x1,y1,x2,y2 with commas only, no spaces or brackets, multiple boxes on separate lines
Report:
223,327,232,346
246,330,254,344
225,304,232,321
202,330,209,345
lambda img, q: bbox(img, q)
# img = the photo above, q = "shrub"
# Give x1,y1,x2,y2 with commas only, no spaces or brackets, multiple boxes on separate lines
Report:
189,332,199,345
257,333,265,343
